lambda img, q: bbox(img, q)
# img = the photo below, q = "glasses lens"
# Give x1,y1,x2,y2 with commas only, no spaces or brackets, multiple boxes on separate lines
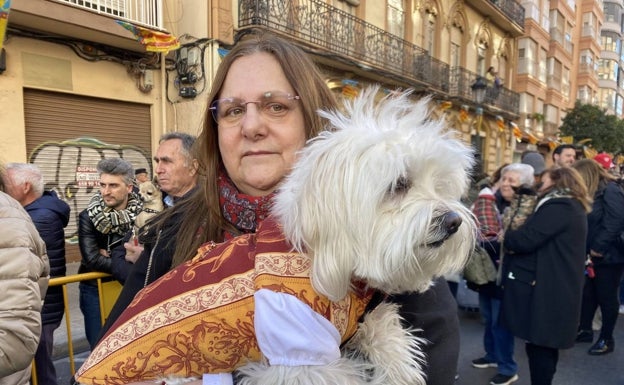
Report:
212,93,300,126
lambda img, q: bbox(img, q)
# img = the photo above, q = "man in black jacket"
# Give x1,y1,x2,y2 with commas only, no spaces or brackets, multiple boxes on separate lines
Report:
97,133,198,342
5,163,70,385
77,158,142,349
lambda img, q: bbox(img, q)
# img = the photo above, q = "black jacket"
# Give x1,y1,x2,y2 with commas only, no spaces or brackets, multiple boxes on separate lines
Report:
389,278,460,385
502,196,587,349
25,191,70,325
77,209,127,283
98,208,183,341
587,181,624,265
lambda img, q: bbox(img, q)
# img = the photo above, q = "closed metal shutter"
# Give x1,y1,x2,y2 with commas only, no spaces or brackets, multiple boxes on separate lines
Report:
23,88,153,262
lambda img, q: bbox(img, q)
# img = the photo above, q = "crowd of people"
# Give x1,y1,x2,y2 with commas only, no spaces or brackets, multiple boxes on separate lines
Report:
464,144,624,385
0,30,622,385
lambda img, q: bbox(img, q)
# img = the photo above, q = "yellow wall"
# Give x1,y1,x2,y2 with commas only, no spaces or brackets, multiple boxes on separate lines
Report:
0,37,163,163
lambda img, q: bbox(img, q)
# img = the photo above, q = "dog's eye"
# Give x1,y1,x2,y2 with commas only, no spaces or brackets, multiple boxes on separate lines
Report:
390,176,411,195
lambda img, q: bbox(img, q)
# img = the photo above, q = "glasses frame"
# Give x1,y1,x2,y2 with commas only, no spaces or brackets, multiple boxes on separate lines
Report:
209,91,301,126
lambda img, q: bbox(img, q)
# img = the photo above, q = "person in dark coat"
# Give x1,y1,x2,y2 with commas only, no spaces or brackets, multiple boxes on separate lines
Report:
5,163,70,385
501,167,592,385
77,158,142,349
572,159,624,355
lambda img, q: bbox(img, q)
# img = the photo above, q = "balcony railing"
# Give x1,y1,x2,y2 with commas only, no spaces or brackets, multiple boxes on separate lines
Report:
53,0,162,29
239,0,449,92
239,0,518,115
448,67,520,113
491,0,525,29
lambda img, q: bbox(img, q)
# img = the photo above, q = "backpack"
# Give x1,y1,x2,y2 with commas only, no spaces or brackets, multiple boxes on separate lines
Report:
463,244,497,285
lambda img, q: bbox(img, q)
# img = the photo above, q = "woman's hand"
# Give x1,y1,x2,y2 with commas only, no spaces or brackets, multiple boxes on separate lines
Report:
124,241,145,263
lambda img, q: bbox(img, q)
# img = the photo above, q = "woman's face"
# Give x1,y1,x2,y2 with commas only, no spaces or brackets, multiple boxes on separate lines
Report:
499,170,522,201
217,52,306,196
538,172,554,194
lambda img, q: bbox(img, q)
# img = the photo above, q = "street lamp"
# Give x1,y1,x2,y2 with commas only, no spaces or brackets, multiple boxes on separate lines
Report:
471,76,488,104
471,76,488,172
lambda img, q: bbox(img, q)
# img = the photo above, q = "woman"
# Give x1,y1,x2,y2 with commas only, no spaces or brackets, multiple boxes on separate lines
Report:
99,31,460,385
572,159,624,355
0,165,49,384
501,167,591,385
470,163,533,385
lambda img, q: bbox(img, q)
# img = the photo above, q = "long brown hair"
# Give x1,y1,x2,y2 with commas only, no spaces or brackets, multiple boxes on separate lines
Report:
168,30,338,267
572,158,617,198
541,166,592,212
0,163,5,192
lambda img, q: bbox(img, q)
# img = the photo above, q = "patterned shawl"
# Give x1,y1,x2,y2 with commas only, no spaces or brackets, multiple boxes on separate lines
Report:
86,191,143,235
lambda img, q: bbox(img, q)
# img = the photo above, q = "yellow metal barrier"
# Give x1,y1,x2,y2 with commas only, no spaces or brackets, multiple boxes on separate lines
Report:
31,272,122,385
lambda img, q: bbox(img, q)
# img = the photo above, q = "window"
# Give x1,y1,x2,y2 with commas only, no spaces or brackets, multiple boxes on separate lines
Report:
425,13,436,54
598,59,619,81
477,45,486,76
387,0,405,38
539,48,547,83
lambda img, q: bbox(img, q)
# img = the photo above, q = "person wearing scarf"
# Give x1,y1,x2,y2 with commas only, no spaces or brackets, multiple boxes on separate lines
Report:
501,167,592,385
77,158,142,350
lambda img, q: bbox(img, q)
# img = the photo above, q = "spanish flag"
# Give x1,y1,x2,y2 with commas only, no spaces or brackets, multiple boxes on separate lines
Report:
116,20,180,53
0,0,10,51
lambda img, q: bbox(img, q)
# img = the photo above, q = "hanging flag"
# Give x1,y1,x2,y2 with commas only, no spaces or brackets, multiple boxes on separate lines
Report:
0,0,10,51
496,115,504,132
527,133,539,145
511,122,522,140
459,105,469,122
439,100,452,111
548,140,559,151
116,20,180,53
341,79,359,99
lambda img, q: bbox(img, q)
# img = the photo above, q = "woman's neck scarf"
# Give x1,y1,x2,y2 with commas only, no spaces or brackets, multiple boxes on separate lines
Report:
218,172,275,240
536,188,572,210
86,191,143,235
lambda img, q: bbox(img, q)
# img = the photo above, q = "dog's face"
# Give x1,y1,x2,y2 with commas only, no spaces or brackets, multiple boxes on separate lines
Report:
273,87,477,301
138,180,162,205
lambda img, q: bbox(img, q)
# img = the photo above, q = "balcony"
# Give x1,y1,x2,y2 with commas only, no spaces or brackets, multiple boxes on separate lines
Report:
239,0,522,117
448,67,520,115
239,0,453,92
53,0,162,29
471,0,525,36
9,0,162,52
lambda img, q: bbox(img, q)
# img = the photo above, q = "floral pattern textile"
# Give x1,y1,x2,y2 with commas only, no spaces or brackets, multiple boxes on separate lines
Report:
75,217,373,385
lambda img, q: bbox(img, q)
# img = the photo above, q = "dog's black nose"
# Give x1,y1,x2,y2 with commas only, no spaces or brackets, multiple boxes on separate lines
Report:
443,212,462,235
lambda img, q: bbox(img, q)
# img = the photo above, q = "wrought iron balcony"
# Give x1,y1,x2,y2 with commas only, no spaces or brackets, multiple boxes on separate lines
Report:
449,67,520,115
239,0,519,116
490,0,524,30
239,0,448,93
52,0,162,29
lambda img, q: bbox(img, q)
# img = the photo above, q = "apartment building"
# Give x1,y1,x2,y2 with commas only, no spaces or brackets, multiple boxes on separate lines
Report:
598,0,623,116
514,0,603,161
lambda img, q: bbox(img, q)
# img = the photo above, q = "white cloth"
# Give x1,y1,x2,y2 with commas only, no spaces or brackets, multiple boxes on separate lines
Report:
253,289,341,366
202,373,233,385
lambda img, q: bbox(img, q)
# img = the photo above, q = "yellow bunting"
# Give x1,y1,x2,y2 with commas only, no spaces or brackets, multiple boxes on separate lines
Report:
0,0,10,51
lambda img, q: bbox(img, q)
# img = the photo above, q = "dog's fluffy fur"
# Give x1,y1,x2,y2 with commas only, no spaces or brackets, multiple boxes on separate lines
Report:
231,87,477,385
134,180,164,231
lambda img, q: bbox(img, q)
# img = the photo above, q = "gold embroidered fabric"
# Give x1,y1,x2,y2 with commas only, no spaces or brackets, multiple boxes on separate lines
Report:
76,218,372,385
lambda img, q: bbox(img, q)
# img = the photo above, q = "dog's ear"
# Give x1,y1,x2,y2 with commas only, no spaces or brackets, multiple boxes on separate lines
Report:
274,145,355,302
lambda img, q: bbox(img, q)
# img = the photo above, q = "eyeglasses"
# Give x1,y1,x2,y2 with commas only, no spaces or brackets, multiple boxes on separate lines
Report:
209,91,301,126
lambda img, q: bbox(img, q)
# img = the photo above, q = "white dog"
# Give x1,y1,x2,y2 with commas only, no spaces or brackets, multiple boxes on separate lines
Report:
234,86,476,385
76,87,475,385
